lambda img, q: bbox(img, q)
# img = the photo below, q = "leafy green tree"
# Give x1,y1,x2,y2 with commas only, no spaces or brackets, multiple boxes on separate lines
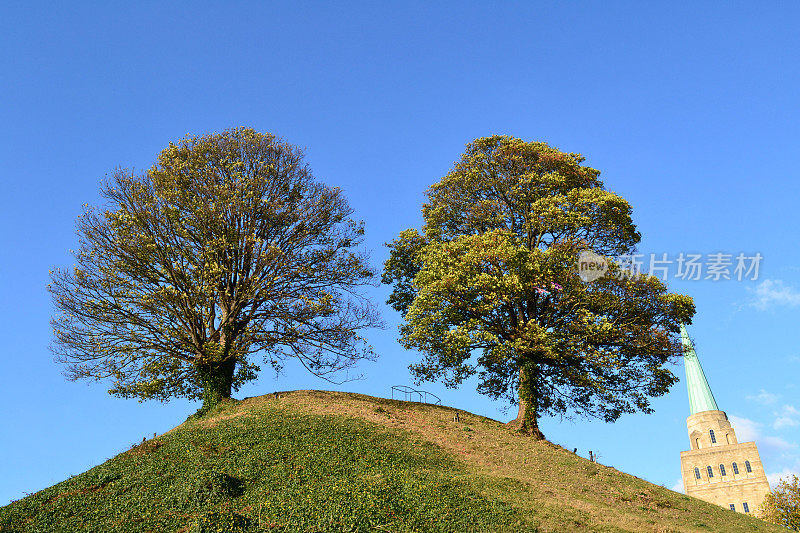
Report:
383,136,694,438
760,474,799,529
49,128,380,412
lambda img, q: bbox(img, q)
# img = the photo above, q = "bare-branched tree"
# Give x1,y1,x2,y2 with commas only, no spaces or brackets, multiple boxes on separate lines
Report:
49,127,381,412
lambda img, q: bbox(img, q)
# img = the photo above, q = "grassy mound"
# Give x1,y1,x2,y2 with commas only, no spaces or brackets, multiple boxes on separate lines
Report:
0,390,783,532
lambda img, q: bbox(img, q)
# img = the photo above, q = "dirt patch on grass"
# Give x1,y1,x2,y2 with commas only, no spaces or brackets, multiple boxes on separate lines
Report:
126,439,164,456
45,484,107,505
195,410,250,428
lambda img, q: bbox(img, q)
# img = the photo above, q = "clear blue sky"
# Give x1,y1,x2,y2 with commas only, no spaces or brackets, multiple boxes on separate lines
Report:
2,2,799,505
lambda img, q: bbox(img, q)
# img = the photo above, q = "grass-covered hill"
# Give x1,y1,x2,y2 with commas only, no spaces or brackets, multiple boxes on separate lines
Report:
0,391,784,532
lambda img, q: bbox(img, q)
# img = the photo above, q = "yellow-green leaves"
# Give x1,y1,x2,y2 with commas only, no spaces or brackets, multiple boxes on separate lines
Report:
384,135,694,426
50,128,380,409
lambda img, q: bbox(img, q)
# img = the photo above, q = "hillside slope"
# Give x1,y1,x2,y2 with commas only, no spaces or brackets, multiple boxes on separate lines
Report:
0,390,783,532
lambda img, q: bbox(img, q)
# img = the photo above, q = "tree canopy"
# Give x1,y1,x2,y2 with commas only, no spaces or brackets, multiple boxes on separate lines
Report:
382,135,694,437
49,127,380,411
760,474,800,529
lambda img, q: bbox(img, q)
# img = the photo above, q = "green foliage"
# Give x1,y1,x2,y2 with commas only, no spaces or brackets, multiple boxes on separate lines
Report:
188,397,241,421
192,510,251,532
182,470,244,508
257,459,516,531
85,465,121,487
48,127,380,410
760,474,800,530
383,135,695,433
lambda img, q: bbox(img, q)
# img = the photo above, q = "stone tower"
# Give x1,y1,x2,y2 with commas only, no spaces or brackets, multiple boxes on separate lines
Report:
679,324,771,515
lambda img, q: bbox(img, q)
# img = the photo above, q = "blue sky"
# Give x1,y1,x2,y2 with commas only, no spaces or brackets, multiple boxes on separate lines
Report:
1,2,799,505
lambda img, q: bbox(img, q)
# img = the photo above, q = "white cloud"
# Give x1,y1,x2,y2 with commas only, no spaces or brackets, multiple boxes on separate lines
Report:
766,468,800,489
732,416,800,489
729,415,797,452
671,478,684,493
783,405,800,416
729,415,761,442
750,279,800,310
760,435,797,451
774,417,799,430
746,389,779,405
773,405,800,430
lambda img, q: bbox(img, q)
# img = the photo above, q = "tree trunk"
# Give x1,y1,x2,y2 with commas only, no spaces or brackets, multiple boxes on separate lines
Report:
510,396,545,439
197,358,236,413
508,364,545,439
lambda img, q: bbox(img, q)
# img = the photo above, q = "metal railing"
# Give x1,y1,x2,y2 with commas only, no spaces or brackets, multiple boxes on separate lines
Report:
390,385,442,405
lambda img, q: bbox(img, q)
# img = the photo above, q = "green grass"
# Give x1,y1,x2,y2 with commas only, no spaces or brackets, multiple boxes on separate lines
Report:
0,399,524,532
0,391,786,532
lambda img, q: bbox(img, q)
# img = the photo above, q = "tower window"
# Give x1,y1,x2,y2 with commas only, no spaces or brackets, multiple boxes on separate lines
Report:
709,429,717,444
707,466,714,478
729,504,735,511
732,462,739,475
745,461,752,473
719,464,727,476
743,502,750,513
694,467,701,480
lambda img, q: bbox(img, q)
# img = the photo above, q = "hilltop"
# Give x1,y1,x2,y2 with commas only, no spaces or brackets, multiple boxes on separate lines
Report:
0,390,783,532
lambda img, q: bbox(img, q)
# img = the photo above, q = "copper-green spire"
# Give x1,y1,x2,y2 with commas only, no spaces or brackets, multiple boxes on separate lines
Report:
681,324,719,414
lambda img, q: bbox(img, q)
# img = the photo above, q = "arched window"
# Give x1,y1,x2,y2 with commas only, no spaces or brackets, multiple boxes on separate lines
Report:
709,429,717,444
694,467,701,480
743,502,750,513
745,461,752,473
719,464,727,476
732,462,739,475
707,466,714,478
